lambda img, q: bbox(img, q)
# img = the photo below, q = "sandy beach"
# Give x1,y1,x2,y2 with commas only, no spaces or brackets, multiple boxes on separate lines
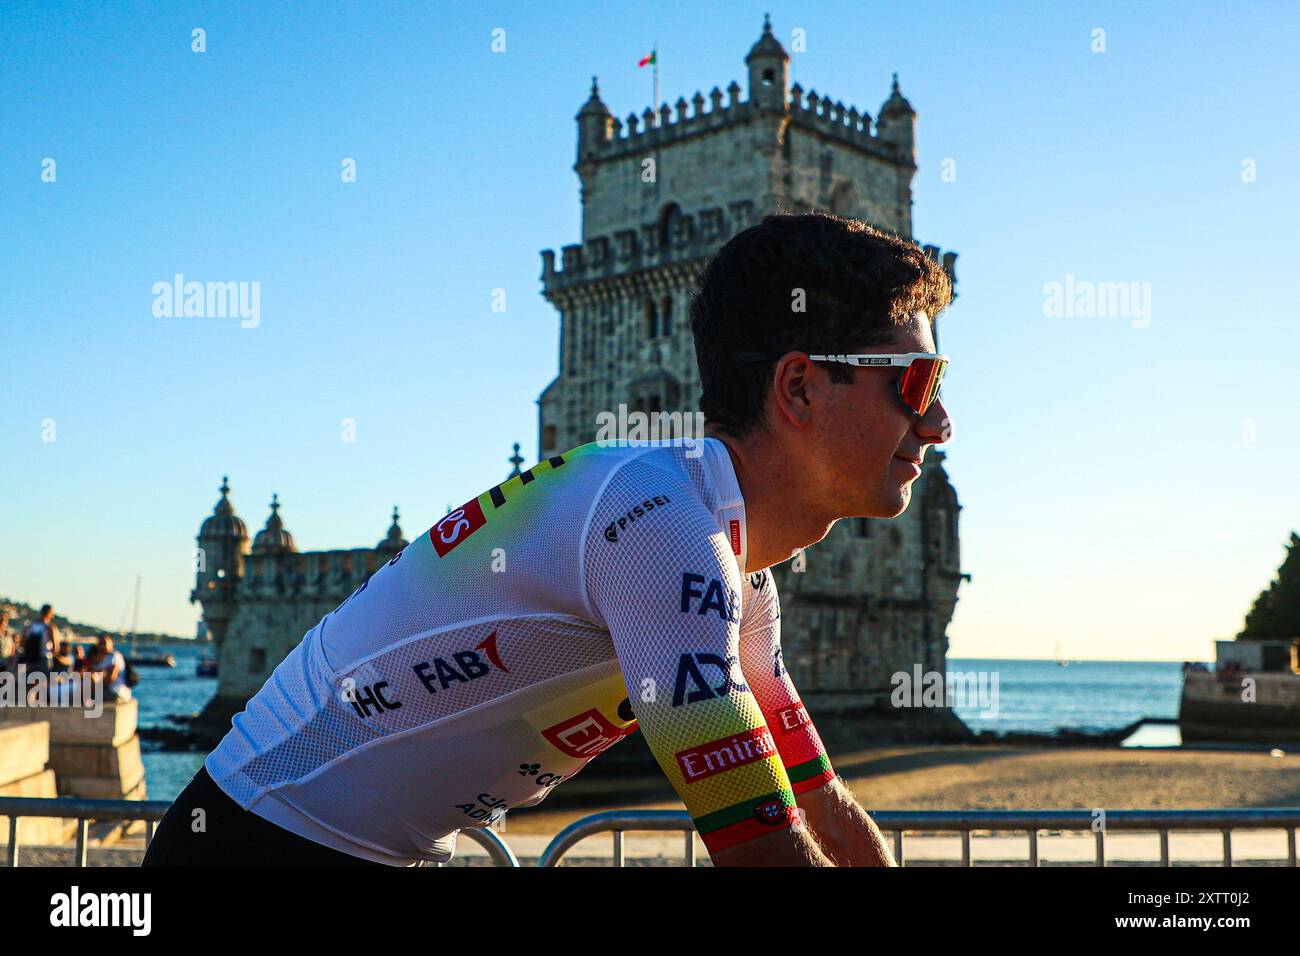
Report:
497,743,1300,835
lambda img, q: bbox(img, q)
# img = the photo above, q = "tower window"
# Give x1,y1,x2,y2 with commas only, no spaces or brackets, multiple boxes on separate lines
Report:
658,202,682,249
856,518,871,538
661,296,673,336
249,648,267,673
645,300,658,338
762,69,774,86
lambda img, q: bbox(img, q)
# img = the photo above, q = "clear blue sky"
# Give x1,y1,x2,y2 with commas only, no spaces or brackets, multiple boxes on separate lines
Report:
2,1,1296,659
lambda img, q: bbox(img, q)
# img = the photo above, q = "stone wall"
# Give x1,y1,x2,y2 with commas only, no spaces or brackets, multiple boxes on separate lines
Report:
0,722,75,846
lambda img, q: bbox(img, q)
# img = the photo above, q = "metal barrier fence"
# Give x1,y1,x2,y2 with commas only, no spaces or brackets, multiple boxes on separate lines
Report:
3,798,1297,867
537,808,1300,867
0,796,519,867
1,796,169,868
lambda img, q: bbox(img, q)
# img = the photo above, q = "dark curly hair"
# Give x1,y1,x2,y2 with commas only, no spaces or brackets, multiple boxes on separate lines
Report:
689,213,952,438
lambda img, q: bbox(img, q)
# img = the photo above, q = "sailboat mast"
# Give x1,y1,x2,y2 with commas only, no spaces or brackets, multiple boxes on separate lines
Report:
130,573,141,653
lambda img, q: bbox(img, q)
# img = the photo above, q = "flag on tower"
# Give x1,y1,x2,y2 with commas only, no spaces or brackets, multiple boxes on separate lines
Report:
637,51,656,67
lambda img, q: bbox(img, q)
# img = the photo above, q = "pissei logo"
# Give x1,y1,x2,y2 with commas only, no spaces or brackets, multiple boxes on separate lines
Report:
603,493,672,542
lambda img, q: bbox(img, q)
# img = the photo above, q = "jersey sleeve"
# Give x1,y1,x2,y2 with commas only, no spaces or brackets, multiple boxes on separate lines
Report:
737,569,837,795
582,462,800,855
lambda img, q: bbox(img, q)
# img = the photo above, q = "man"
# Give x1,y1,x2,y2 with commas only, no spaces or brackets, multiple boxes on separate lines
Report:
21,604,59,674
86,635,132,701
0,608,13,664
144,212,953,867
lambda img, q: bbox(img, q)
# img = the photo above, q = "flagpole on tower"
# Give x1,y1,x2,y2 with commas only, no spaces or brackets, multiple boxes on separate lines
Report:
653,41,660,126
638,43,660,125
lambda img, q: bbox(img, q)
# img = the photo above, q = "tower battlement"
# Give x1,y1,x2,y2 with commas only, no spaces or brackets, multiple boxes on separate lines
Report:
237,548,381,601
542,205,957,295
578,80,910,167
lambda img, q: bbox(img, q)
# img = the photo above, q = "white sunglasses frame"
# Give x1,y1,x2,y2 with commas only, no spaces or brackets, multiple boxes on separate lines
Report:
806,351,949,367
807,352,948,418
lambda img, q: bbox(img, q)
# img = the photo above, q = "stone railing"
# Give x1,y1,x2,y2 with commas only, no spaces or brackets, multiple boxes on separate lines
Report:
584,82,904,164
542,202,755,292
238,547,383,600
545,212,957,295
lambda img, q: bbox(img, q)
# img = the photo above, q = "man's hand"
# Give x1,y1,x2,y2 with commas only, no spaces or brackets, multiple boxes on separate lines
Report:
795,776,896,867
709,821,835,867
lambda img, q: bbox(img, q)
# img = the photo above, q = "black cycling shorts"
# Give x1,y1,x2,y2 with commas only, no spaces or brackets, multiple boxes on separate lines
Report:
141,765,385,867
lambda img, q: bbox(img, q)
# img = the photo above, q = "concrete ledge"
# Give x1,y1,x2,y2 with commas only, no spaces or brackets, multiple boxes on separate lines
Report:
0,698,136,746
0,769,76,845
60,764,147,801
0,722,49,785
49,735,144,787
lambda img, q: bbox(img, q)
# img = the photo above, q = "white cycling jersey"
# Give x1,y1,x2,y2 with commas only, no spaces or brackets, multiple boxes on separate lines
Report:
205,437,834,865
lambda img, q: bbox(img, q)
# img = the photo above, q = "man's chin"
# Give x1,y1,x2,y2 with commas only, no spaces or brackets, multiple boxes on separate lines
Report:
881,483,914,518
851,487,911,520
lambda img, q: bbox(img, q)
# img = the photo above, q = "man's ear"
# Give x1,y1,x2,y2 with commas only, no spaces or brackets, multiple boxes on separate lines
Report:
772,355,816,428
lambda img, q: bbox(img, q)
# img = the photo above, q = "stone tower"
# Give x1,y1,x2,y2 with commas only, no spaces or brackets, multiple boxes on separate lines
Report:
191,477,250,647
188,450,519,741
190,490,412,739
538,19,969,741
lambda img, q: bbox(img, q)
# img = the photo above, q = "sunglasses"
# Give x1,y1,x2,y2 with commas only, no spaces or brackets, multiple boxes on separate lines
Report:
734,351,949,418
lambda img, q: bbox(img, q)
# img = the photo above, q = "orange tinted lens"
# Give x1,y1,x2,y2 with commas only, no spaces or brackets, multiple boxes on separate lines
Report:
898,358,945,414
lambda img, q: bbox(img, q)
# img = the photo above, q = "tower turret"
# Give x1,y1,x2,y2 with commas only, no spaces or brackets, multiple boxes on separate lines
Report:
745,14,789,112
876,73,917,162
576,76,614,163
192,476,250,646
919,450,965,670
251,493,297,554
376,505,408,557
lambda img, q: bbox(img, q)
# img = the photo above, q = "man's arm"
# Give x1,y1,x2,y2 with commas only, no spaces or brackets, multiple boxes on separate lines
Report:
710,819,833,866
736,570,894,866
584,482,823,865
796,775,896,867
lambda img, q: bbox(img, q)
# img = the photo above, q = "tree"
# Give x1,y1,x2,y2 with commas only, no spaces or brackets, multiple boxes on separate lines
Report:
1236,531,1300,643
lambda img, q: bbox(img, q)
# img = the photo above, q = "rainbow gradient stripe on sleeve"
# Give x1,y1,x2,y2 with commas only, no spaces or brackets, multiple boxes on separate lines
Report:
642,695,799,854
427,443,606,560
765,697,836,794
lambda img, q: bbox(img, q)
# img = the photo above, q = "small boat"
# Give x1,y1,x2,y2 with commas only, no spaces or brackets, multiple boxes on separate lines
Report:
196,658,219,678
1054,640,1069,667
1180,640,1300,743
131,653,176,668
116,573,174,667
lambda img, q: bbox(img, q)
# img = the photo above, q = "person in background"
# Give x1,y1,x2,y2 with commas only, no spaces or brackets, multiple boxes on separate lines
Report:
86,635,132,702
21,604,59,674
0,608,14,666
54,640,81,673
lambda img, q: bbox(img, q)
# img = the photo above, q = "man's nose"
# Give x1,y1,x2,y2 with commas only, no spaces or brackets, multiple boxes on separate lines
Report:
917,396,953,445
